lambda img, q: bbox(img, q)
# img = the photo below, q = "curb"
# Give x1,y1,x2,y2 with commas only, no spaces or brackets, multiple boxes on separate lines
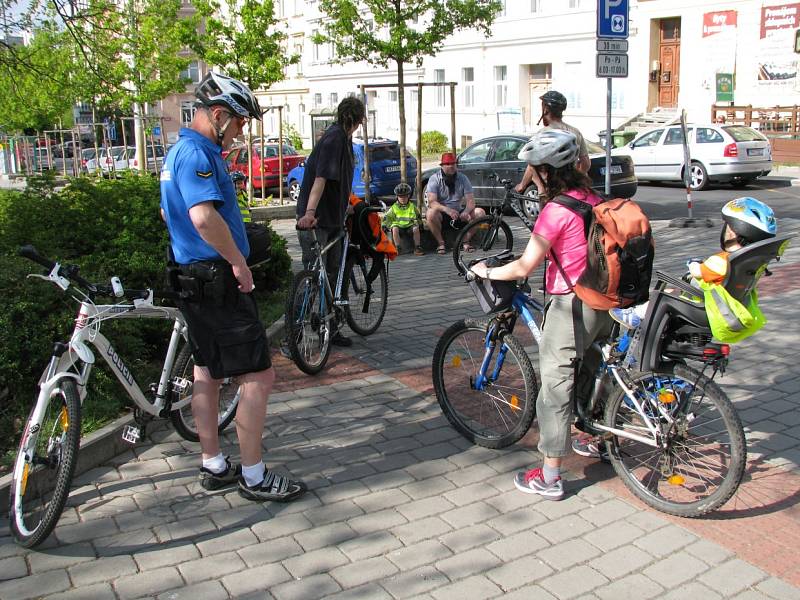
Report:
252,204,296,221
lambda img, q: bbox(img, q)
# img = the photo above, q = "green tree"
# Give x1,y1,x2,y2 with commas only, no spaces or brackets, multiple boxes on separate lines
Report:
315,0,501,187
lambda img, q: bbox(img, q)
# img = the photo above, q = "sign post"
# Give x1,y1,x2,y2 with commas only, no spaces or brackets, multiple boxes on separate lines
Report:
597,0,629,197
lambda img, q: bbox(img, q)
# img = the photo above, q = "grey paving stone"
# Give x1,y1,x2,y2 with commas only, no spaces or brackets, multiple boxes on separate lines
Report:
359,468,416,491
404,458,454,480
156,579,230,600
27,543,95,578
386,539,453,571
133,541,201,571
443,463,499,487
0,570,72,600
658,581,722,600
756,577,800,600
250,512,313,542
177,549,246,584
539,565,609,600
698,559,768,597
53,515,120,545
379,565,450,599
435,547,504,581
624,510,669,533
578,499,638,527
502,586,557,600
440,501,501,529
534,513,595,545
594,573,664,600
207,503,271,531
430,574,503,600
731,591,774,600
582,520,644,552
442,481,498,507
399,475,457,500
486,555,555,591
633,524,697,557
194,527,259,557
313,480,371,504
110,565,182,600
153,515,218,544
539,538,602,570
292,520,357,551
486,506,547,536
272,573,342,600
532,494,590,520
486,529,550,562
338,530,403,562
589,544,656,580
390,516,453,545
0,555,27,580
440,523,502,553
282,546,350,578
347,508,408,536
303,499,365,527
410,441,461,462
42,582,115,600
396,496,457,521
68,554,138,586
330,556,399,589
220,563,291,597
237,536,304,568
685,538,735,566
327,582,393,600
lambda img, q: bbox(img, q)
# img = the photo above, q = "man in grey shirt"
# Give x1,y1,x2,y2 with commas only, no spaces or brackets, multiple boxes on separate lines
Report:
425,152,486,254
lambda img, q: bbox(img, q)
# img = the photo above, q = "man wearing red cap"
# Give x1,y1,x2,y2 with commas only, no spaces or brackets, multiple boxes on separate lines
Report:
425,152,486,254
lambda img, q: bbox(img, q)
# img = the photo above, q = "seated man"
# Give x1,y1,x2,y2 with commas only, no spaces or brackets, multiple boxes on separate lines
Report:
425,152,486,254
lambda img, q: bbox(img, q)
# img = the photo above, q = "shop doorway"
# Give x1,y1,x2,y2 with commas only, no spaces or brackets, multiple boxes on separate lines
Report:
658,18,681,108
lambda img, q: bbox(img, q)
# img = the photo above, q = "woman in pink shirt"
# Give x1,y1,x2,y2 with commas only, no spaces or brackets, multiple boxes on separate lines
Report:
470,129,612,501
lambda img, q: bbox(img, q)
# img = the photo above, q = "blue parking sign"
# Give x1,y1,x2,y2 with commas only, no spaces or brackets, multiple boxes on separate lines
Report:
597,0,629,39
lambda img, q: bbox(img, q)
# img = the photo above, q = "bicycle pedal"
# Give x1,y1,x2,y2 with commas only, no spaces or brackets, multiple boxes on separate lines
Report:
122,424,143,444
172,377,190,394
333,300,349,306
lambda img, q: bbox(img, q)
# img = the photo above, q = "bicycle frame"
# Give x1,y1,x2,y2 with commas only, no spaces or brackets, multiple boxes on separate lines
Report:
301,228,351,325
36,297,188,424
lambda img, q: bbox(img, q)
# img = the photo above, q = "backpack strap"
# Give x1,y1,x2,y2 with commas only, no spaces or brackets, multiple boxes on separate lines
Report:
545,194,595,292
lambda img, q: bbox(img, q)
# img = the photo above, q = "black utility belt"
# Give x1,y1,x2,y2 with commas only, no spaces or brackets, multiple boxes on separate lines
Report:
167,260,233,305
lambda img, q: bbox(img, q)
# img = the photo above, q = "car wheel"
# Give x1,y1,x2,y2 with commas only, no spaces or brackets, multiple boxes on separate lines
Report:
521,185,541,221
289,180,301,202
689,161,709,191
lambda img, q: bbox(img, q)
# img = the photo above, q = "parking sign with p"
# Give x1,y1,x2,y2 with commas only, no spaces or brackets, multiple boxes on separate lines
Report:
597,0,629,39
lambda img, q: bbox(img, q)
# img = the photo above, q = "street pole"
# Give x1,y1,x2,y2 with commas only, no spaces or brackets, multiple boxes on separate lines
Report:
605,77,611,197
680,109,693,220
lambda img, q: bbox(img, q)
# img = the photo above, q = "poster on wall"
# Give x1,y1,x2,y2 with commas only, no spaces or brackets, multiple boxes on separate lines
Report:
703,10,738,101
758,3,800,92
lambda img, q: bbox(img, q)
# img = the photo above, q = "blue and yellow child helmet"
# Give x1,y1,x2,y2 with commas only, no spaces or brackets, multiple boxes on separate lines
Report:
721,197,777,248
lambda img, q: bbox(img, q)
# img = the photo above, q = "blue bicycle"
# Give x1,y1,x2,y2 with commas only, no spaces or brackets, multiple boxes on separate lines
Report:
430,243,794,517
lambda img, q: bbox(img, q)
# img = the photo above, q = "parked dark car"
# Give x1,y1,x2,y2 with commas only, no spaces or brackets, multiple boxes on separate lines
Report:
286,138,417,203
420,134,637,220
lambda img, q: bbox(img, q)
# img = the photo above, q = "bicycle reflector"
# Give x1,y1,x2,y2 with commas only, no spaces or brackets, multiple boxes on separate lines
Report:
667,474,686,486
451,355,462,368
658,389,677,404
510,395,520,410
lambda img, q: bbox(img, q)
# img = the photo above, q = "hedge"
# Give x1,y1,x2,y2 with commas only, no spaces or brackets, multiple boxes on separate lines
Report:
0,173,291,466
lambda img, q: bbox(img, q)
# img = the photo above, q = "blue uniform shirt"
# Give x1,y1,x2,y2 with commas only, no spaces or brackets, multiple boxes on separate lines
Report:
160,128,249,264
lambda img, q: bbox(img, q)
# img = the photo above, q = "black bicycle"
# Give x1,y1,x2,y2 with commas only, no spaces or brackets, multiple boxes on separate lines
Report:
452,178,537,275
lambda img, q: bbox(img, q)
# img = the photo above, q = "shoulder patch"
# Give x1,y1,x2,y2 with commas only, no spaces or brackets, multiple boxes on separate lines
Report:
195,170,213,178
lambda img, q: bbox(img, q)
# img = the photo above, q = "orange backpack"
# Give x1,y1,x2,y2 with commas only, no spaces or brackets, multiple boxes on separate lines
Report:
550,196,655,310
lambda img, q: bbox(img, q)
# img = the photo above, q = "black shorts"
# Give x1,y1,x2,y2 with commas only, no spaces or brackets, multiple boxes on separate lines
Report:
176,262,271,379
438,211,467,230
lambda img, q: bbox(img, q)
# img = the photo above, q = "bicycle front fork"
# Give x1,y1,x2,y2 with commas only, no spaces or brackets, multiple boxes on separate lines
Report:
472,329,508,391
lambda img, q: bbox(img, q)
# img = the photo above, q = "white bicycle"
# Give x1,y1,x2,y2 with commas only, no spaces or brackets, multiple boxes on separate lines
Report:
9,246,240,547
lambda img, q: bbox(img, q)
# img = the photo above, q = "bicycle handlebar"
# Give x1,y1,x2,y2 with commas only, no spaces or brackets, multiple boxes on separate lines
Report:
19,245,181,302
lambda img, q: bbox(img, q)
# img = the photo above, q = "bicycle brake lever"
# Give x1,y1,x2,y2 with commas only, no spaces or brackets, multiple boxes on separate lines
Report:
26,263,70,291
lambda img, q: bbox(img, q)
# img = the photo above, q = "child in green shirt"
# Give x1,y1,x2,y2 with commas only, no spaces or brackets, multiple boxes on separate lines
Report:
383,183,424,256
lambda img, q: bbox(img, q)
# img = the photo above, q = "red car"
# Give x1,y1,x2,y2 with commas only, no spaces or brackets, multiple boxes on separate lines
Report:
225,142,305,190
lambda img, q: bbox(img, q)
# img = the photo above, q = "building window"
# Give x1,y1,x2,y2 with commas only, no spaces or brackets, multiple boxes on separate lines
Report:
299,103,306,134
294,42,304,75
498,0,506,16
314,93,322,108
435,69,445,107
494,65,507,107
180,60,201,84
530,63,552,81
569,0,580,8
329,92,338,106
460,135,472,149
462,67,474,108
531,0,541,13
328,41,336,61
312,30,320,62
389,90,398,102
180,101,196,126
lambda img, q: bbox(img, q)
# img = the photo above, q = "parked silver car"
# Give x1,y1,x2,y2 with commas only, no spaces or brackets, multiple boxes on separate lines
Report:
614,123,772,190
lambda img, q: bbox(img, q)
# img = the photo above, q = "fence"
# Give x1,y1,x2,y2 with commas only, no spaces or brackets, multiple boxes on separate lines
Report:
0,116,168,178
711,104,800,163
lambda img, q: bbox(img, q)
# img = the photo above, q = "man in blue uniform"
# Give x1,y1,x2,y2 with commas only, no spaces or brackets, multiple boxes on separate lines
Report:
160,72,305,503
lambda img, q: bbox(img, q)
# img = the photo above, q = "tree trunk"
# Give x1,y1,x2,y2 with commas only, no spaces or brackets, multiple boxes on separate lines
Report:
133,102,147,174
397,58,407,185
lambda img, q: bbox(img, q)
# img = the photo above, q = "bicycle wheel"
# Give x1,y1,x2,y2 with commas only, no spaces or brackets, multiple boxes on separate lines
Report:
604,363,745,517
344,253,387,336
9,378,81,547
452,217,514,276
284,269,332,374
432,319,538,448
169,343,240,442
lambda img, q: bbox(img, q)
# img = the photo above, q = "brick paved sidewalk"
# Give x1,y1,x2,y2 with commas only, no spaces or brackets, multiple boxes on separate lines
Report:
1,218,799,600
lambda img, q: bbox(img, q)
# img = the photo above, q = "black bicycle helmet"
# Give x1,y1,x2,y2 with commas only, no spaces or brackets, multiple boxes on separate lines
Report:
540,90,568,113
394,182,412,196
195,72,263,121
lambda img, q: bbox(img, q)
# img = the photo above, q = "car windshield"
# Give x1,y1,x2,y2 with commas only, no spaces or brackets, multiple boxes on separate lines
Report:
255,144,296,157
110,147,128,159
723,126,767,142
370,144,400,161
82,149,97,160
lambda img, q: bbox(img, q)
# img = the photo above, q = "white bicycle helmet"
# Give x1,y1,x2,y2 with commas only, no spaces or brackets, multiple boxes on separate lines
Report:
517,129,579,168
195,72,262,121
721,197,777,247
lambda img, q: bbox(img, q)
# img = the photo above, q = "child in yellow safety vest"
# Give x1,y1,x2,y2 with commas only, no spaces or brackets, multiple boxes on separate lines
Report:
382,183,424,256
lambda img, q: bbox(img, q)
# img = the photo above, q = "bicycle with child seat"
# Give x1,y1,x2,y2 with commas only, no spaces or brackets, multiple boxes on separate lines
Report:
285,206,388,375
433,249,748,518
9,246,242,547
452,177,537,275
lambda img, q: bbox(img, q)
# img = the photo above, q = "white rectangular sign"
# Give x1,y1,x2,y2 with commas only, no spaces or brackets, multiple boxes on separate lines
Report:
597,39,629,53
596,53,629,77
